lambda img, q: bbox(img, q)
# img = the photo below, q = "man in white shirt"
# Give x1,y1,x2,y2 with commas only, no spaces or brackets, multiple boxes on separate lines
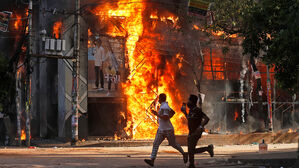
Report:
92,39,107,90
144,93,188,167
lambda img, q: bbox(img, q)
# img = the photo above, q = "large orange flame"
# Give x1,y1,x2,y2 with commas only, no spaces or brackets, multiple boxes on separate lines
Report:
92,0,188,139
14,14,22,30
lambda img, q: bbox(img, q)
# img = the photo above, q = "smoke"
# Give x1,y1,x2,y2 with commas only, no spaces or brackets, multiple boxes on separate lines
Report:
200,79,236,133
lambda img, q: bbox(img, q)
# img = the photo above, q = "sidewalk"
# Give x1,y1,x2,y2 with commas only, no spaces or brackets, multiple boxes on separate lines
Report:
29,132,299,148
0,143,297,167
229,150,298,167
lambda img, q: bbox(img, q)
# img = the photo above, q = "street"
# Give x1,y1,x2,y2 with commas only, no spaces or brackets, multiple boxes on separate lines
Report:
0,143,297,168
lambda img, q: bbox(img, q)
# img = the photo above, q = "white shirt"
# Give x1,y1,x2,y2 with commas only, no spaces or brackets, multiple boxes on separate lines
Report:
93,46,106,67
158,102,174,131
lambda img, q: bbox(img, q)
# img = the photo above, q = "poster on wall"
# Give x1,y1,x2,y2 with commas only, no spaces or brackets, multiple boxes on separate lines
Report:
0,11,12,32
88,35,125,98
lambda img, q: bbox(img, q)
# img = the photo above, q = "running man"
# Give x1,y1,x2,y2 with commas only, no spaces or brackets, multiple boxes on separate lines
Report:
181,94,214,168
144,93,188,167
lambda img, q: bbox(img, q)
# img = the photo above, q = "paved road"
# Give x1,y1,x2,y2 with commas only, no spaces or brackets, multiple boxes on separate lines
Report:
0,144,297,168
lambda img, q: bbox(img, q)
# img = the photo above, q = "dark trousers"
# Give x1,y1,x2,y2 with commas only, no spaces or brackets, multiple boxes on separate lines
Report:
188,131,209,165
95,66,104,88
108,75,112,91
0,118,6,146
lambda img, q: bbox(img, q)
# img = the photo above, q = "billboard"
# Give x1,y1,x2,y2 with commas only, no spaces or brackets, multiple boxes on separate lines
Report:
0,11,12,32
188,0,211,16
88,35,125,97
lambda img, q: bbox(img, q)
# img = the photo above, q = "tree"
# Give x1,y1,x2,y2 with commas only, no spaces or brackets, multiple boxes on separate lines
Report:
210,0,254,34
211,0,299,93
242,0,299,92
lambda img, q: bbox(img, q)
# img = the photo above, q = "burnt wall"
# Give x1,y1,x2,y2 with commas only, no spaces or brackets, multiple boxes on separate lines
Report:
88,97,125,137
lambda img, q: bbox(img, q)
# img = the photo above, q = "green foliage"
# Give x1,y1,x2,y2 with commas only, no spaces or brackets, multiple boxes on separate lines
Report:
210,0,254,34
211,0,299,92
242,0,299,92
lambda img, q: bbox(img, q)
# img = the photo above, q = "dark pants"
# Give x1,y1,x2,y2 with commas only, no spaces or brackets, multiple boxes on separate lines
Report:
188,131,209,166
95,66,104,88
108,75,112,91
0,118,6,146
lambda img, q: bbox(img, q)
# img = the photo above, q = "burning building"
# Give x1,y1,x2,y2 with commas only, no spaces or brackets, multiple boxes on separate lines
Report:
84,0,299,138
0,0,298,145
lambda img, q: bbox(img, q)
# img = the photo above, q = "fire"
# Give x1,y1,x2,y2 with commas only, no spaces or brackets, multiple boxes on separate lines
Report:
92,0,188,139
150,12,178,27
212,31,237,38
176,53,184,70
193,25,200,30
167,16,178,24
21,129,26,140
25,11,29,33
88,29,93,48
14,14,22,30
234,110,239,121
53,21,62,39
288,128,295,133
150,13,158,19
193,25,237,38
114,134,120,140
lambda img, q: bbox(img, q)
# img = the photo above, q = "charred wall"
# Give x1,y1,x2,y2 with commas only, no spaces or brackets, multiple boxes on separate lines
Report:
30,0,89,139
31,0,75,139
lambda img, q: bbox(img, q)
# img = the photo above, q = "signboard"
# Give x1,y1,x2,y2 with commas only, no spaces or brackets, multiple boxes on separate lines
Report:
88,36,125,98
0,11,12,32
188,0,211,16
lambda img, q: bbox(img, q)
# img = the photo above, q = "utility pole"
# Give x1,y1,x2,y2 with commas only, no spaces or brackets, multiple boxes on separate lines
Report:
16,72,21,146
25,0,33,147
266,65,273,132
71,0,80,146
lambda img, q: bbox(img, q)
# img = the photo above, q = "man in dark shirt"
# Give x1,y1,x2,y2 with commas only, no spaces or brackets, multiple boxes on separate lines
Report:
181,94,214,168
